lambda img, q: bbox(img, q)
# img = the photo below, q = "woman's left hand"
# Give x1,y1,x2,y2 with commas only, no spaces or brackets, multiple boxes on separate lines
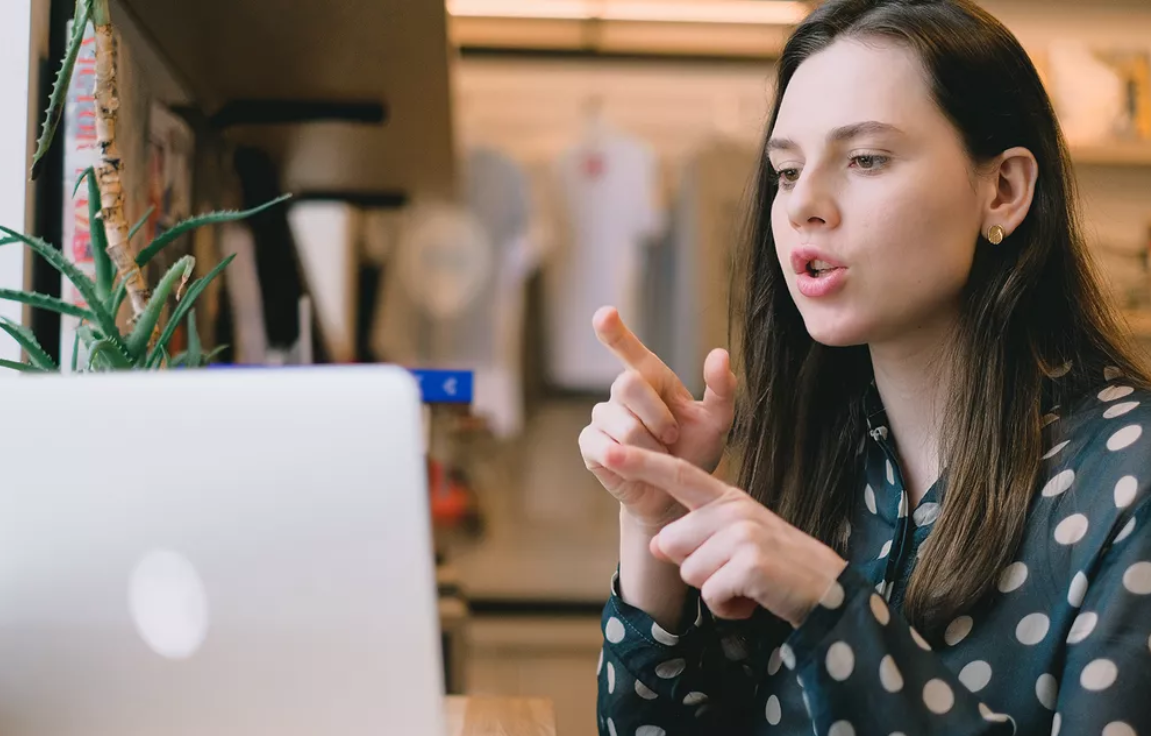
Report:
602,443,849,628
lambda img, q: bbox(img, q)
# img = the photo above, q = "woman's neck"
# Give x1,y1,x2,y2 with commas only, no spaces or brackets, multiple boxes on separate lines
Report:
869,326,955,507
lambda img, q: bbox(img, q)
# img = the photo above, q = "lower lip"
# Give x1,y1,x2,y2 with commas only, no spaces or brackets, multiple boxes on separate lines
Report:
797,268,847,298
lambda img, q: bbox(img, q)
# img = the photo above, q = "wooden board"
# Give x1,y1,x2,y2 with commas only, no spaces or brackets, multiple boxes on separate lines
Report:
445,696,557,736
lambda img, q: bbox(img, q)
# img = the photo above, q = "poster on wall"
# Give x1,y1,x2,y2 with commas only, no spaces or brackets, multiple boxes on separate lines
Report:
59,21,100,371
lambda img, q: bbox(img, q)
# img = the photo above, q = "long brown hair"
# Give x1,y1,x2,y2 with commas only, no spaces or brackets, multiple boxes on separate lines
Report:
730,0,1151,634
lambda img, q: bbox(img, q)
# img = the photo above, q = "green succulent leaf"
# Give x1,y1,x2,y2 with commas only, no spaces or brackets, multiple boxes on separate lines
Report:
135,194,292,269
88,339,132,370
128,205,155,244
148,254,235,364
0,288,94,320
85,167,114,302
125,255,195,361
31,0,93,180
0,316,57,371
0,359,44,373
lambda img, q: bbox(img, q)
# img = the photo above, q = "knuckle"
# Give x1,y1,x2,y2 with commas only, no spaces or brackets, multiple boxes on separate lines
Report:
591,402,609,425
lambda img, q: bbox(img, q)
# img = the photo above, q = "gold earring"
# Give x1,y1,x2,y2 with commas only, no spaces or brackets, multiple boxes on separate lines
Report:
987,225,1006,245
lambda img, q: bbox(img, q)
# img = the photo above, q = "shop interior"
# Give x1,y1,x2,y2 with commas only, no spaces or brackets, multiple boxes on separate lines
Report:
2,0,1151,734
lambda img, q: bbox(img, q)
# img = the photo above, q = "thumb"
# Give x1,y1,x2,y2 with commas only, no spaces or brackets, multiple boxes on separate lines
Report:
702,348,737,420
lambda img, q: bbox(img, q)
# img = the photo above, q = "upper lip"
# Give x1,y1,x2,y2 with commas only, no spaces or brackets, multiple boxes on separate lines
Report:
790,247,846,275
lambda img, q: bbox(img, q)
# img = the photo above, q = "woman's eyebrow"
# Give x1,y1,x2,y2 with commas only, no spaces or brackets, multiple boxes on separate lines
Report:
767,121,906,153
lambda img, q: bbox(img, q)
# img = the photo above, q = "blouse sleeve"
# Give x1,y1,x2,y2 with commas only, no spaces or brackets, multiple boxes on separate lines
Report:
1049,494,1151,735
596,567,788,735
783,566,1017,735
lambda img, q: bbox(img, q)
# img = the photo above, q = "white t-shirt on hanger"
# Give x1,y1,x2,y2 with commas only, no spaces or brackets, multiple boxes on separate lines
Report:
547,123,662,392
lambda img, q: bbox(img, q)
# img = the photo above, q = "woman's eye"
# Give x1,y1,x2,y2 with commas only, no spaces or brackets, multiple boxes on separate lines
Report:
850,154,889,171
774,168,800,189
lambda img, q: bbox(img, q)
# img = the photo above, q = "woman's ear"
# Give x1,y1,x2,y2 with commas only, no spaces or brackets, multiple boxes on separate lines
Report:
981,146,1039,241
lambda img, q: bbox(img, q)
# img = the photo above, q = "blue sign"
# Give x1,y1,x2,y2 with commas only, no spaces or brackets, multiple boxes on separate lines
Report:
409,369,474,404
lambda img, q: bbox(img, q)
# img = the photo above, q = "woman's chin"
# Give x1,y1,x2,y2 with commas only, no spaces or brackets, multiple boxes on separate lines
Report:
802,317,868,348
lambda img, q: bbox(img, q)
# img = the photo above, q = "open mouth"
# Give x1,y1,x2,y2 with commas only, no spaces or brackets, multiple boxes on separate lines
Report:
806,259,842,277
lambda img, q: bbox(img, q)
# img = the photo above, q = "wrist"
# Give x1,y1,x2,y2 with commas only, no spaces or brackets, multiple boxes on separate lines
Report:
619,503,685,536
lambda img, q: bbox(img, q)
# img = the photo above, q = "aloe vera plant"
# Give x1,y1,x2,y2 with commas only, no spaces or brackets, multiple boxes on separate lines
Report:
6,0,291,373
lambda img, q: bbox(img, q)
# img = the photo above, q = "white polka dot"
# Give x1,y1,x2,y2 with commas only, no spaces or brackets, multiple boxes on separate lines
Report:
634,679,657,700
1052,713,1062,736
842,519,852,541
693,705,710,719
605,617,625,643
765,694,781,725
1067,611,1098,644
945,616,974,646
910,627,932,651
781,643,796,670
1054,514,1089,545
870,594,890,625
879,655,903,692
913,502,941,528
682,692,707,706
1035,673,1058,709
998,562,1029,592
1043,441,1070,460
821,581,845,610
865,484,877,514
1116,517,1136,543
923,679,955,714
607,662,615,693
826,641,855,681
1108,424,1143,451
1043,413,1059,427
1048,360,1073,378
979,703,1012,723
768,647,783,676
1123,562,1151,594
829,721,855,736
1105,401,1140,418
1068,571,1089,608
597,648,603,675
1081,659,1118,691
1115,476,1139,508
655,659,686,679
878,539,893,559
1016,613,1050,645
1103,723,1136,736
1041,470,1075,497
1105,366,1124,381
636,727,666,736
1100,385,1135,402
606,718,617,736
959,661,992,692
886,460,895,485
651,622,679,646
897,492,908,518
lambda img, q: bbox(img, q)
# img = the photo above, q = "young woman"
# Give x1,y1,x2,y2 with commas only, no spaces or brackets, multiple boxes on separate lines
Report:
579,0,1151,734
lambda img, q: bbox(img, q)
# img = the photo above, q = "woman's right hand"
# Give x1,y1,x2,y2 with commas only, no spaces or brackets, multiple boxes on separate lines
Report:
579,306,738,530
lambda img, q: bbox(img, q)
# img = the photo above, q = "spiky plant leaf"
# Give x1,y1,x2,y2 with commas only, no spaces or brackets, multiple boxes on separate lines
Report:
108,277,128,317
88,339,131,370
0,226,120,343
0,288,93,320
70,330,80,372
186,310,201,366
85,167,114,301
135,195,292,269
148,254,235,364
0,316,57,370
128,206,155,244
31,0,93,180
0,359,43,373
125,255,195,361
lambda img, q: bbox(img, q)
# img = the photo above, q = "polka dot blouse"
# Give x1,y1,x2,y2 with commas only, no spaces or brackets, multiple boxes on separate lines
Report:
597,375,1151,735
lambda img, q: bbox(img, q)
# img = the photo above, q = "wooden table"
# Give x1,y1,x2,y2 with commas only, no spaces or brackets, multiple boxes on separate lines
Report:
445,696,556,736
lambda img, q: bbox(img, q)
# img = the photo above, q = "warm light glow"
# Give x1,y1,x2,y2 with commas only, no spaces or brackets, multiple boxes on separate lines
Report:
446,0,809,25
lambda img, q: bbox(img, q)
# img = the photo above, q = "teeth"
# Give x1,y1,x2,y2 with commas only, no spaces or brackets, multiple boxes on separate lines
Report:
811,260,834,271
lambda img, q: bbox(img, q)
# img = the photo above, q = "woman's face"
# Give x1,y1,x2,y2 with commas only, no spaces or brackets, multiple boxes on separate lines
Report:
769,38,986,348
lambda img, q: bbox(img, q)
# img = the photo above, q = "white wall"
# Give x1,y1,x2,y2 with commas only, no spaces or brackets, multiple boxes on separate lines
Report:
0,0,37,361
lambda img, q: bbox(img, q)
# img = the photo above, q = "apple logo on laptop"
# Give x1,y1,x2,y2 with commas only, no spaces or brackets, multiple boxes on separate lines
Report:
128,548,210,660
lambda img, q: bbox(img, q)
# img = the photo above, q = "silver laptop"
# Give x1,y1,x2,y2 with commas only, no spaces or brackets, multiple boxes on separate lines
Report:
0,365,446,736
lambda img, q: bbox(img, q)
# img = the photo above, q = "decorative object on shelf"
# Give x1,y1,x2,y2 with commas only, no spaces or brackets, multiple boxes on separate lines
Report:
2,0,290,373
1047,39,1151,147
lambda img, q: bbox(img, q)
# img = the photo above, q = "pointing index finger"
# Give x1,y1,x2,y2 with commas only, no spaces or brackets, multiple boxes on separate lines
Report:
594,306,671,385
603,444,728,511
